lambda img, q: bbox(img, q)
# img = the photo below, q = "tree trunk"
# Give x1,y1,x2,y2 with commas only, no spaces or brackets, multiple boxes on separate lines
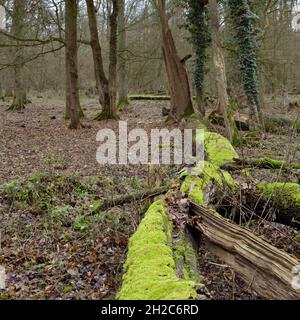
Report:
65,48,84,121
158,0,194,122
8,0,26,111
228,0,262,131
65,0,81,129
86,0,119,120
65,49,71,120
196,87,205,118
117,0,128,106
107,0,119,118
209,0,236,143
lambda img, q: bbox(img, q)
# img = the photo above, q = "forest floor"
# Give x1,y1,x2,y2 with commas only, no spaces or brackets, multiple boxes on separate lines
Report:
0,96,299,299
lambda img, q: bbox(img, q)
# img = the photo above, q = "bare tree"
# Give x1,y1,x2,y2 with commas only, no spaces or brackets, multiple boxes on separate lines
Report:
86,0,119,120
117,0,128,106
65,0,81,129
8,0,27,111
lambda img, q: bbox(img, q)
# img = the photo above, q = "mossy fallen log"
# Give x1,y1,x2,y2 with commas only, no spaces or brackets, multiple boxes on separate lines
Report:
256,182,300,226
180,130,238,207
264,115,300,133
180,161,236,207
222,157,300,171
96,185,170,211
203,131,239,167
128,94,171,101
189,202,300,300
117,200,207,300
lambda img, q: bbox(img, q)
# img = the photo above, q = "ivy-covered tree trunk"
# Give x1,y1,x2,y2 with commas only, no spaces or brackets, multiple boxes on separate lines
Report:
228,0,262,130
8,0,27,111
184,0,210,118
158,0,194,122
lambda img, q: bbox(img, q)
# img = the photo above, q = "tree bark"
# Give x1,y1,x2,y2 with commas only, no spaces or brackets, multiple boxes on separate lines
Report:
117,0,128,106
8,0,26,111
65,0,81,129
86,0,119,120
209,0,236,143
158,0,194,122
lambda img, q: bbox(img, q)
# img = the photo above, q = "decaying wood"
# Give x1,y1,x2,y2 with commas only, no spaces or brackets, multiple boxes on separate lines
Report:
209,112,250,131
97,185,170,211
222,158,300,171
189,202,300,300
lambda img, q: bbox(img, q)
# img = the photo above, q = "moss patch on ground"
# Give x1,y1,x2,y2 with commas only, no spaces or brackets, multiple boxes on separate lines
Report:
117,200,198,300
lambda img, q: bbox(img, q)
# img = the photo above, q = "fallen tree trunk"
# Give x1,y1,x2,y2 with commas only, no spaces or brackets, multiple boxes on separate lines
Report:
189,202,300,300
128,94,171,101
118,125,300,300
117,200,208,300
97,185,170,211
222,157,300,171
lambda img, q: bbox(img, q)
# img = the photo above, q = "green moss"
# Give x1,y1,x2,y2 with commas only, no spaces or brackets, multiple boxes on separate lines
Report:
241,168,251,177
117,200,197,300
117,98,129,111
128,94,171,101
256,157,300,170
180,162,236,206
174,238,199,283
204,131,239,167
258,182,300,208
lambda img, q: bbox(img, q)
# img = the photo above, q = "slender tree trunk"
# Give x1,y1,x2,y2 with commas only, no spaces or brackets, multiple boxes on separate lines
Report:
196,87,205,118
65,49,84,120
108,0,119,116
209,0,236,143
117,0,128,107
65,49,71,119
65,0,81,129
158,0,194,122
8,0,26,111
86,0,119,120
